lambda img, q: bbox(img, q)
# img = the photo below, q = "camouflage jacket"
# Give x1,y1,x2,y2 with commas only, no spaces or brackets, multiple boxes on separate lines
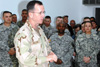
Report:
42,24,54,39
14,20,52,67
75,33,100,63
49,33,74,67
0,23,18,67
17,20,25,28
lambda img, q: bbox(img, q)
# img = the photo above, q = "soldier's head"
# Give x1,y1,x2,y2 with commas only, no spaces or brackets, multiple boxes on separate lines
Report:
90,17,95,21
57,22,66,34
84,21,92,34
27,1,45,25
44,16,51,27
21,9,28,21
83,17,90,22
63,15,69,24
56,16,63,25
12,14,17,23
70,20,76,28
3,11,12,24
91,20,97,29
74,24,81,34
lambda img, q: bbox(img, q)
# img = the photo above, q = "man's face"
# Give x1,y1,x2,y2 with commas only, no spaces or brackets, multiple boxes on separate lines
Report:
58,23,66,34
22,11,28,20
31,4,45,25
70,20,75,28
63,17,68,24
3,13,12,24
44,18,51,26
12,15,17,23
56,18,63,25
92,22,97,29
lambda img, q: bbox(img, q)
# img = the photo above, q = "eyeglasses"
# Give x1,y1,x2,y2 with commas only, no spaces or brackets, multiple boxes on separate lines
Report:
31,11,46,15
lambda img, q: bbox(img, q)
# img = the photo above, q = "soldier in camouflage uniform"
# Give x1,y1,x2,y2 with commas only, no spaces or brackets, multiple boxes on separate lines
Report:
52,16,70,36
0,11,19,67
14,1,57,67
17,9,28,28
75,21,100,67
42,16,54,39
49,22,74,67
8,24,19,67
77,22,85,37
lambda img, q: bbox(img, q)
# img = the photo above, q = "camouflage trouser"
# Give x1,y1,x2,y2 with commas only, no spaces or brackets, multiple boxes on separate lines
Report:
10,54,19,67
78,62,97,67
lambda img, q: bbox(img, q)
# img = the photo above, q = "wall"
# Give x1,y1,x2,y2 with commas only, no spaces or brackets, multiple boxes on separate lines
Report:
0,0,100,27
80,0,100,23
40,0,81,26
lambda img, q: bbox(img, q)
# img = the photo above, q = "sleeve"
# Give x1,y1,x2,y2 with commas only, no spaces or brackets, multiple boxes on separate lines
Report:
0,32,10,51
90,36,100,62
8,26,19,48
61,42,74,65
14,33,47,66
75,37,84,62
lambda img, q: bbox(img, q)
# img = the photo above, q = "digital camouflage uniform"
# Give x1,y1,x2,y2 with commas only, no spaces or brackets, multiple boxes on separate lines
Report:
17,20,25,28
0,24,18,67
49,33,74,67
91,28,97,34
8,24,19,67
42,24,54,39
14,20,52,67
75,33,100,67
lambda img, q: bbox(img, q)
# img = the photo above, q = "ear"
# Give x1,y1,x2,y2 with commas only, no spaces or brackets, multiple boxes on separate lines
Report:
29,12,33,18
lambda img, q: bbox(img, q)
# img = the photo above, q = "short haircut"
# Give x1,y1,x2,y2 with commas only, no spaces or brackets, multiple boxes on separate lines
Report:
63,15,69,18
3,11,12,16
12,14,16,16
56,16,62,19
45,16,51,19
27,1,43,13
22,9,27,12
81,21,86,25
84,17,90,20
91,20,97,25
74,24,81,29
90,17,95,21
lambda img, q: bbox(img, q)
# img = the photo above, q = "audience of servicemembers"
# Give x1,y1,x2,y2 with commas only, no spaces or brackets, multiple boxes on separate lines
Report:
0,1,100,67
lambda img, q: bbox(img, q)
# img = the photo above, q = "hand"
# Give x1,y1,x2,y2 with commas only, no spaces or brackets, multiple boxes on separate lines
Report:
54,58,63,64
47,52,57,62
50,52,57,62
8,48,16,55
73,52,76,56
83,57,90,63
